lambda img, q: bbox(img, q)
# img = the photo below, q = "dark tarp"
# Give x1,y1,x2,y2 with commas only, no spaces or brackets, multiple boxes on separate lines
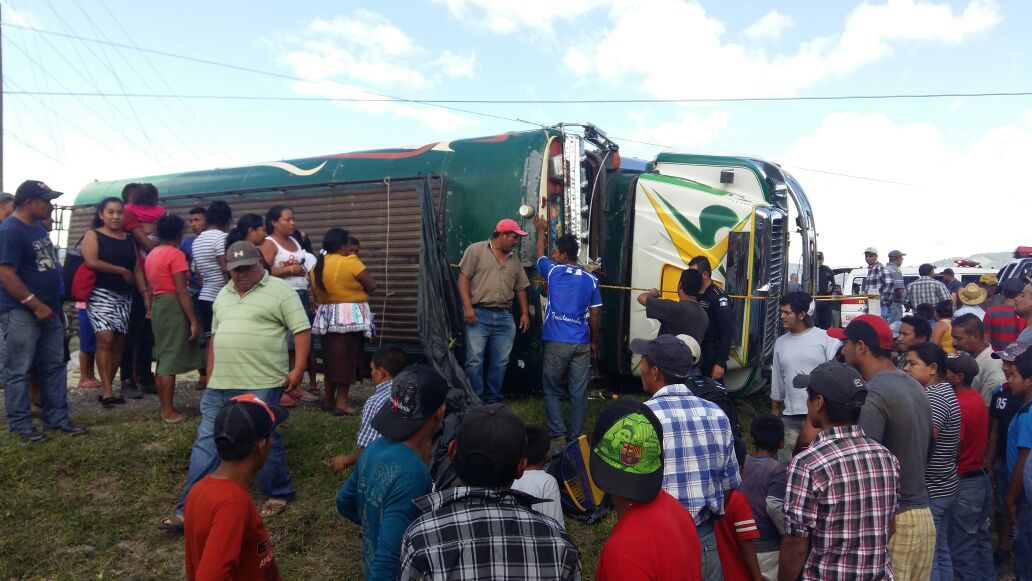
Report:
416,175,480,489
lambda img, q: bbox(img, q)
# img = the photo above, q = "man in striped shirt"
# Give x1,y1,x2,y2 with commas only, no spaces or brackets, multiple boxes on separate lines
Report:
780,362,900,581
985,279,1028,351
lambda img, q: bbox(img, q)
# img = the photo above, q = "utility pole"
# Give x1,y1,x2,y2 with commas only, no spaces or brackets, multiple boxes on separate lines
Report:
1,4,5,192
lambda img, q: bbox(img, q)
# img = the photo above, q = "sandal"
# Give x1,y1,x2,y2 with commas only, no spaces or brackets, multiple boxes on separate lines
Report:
259,499,288,518
333,407,360,417
76,379,101,389
158,514,184,531
279,392,298,408
294,389,319,403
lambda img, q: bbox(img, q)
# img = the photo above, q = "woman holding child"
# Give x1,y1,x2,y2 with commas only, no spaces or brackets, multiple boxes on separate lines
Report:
310,227,376,415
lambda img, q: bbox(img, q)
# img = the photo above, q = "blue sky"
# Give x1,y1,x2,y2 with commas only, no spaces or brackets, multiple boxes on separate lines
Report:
4,0,1030,264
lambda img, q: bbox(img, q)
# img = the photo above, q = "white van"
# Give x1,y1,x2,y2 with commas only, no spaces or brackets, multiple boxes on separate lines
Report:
837,265,996,326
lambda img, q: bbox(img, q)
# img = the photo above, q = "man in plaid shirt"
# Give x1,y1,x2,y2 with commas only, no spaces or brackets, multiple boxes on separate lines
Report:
780,362,900,581
399,404,580,580
632,334,740,581
902,263,952,311
860,248,894,318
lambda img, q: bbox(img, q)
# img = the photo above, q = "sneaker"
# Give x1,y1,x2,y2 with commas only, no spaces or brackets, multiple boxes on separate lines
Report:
13,429,47,443
47,423,89,436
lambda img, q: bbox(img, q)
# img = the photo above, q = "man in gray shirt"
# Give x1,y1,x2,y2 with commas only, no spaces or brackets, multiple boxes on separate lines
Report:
637,268,708,346
829,314,934,581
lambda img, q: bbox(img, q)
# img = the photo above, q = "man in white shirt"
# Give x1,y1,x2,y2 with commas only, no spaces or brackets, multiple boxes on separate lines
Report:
952,313,1006,404
770,292,841,464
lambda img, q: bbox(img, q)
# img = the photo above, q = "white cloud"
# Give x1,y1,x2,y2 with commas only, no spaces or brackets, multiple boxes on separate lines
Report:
624,111,732,154
290,81,477,132
778,110,1031,265
742,10,796,42
434,0,596,33
565,0,1000,99
274,10,478,131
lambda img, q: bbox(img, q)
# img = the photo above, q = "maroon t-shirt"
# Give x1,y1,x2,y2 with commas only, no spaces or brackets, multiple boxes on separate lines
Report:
956,387,989,473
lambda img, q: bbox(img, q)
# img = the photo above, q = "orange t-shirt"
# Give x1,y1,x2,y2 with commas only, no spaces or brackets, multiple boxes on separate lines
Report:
144,245,189,296
184,476,280,580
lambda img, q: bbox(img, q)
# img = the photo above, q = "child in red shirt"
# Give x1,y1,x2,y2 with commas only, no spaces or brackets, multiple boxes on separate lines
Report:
715,443,763,580
184,394,286,580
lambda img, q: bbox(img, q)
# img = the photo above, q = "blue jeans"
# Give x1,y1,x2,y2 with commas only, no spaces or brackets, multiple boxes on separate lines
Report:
542,341,590,439
176,387,295,515
696,520,723,581
464,307,515,404
929,493,956,580
948,473,994,580
889,302,903,324
2,309,71,433
1016,501,1032,580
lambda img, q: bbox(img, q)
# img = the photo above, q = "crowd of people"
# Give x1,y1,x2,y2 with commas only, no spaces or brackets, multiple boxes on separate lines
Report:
7,177,1032,579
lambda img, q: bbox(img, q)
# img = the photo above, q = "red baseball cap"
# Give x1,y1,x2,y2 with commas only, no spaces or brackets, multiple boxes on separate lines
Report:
827,314,894,351
494,218,528,236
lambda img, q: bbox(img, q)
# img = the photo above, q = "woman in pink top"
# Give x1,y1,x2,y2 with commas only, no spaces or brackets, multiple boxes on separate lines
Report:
144,214,203,423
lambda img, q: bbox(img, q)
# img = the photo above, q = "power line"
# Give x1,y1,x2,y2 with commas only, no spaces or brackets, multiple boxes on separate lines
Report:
7,89,1032,105
2,22,544,128
4,130,63,164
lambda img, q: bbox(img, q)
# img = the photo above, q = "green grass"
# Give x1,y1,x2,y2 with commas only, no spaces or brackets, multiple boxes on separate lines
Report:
0,393,766,580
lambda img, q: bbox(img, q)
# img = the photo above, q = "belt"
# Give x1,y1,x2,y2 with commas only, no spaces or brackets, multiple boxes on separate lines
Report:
474,304,511,312
960,469,987,479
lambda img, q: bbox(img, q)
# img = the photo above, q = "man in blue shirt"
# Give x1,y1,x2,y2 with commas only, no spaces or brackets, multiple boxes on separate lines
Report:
336,364,447,581
0,180,88,443
533,216,602,450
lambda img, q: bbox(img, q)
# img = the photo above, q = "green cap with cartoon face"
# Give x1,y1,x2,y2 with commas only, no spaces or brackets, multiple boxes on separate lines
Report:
589,399,664,502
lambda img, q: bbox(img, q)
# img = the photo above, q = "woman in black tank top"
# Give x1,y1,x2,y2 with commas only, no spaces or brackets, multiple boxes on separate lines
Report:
81,197,151,405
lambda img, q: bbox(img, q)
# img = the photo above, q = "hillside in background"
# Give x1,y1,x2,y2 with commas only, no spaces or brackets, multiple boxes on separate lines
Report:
932,251,1014,269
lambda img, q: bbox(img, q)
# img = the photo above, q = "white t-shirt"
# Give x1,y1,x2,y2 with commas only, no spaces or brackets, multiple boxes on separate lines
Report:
193,229,227,302
510,469,565,530
771,326,842,415
954,304,986,320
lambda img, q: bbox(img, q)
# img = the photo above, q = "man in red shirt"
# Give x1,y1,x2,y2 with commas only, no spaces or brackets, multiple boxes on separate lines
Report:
985,279,1028,351
184,394,284,580
591,398,702,580
944,352,995,576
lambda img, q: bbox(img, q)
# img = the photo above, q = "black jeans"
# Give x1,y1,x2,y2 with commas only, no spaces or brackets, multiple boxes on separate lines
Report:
120,289,154,385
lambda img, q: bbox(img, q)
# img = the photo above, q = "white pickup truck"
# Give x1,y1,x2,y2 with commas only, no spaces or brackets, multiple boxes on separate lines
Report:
836,265,996,326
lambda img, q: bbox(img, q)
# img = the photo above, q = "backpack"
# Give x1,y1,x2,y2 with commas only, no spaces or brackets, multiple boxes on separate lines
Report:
62,233,94,302
546,435,610,524
687,373,742,438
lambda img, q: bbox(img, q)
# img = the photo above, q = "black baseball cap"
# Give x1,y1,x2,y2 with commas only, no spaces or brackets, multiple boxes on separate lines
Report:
453,403,526,487
371,364,449,441
630,334,694,378
793,361,867,408
589,399,664,503
14,180,63,206
945,351,980,378
213,394,289,454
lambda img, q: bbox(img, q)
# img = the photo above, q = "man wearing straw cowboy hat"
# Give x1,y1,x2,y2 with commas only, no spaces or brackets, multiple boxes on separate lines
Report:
955,283,989,319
